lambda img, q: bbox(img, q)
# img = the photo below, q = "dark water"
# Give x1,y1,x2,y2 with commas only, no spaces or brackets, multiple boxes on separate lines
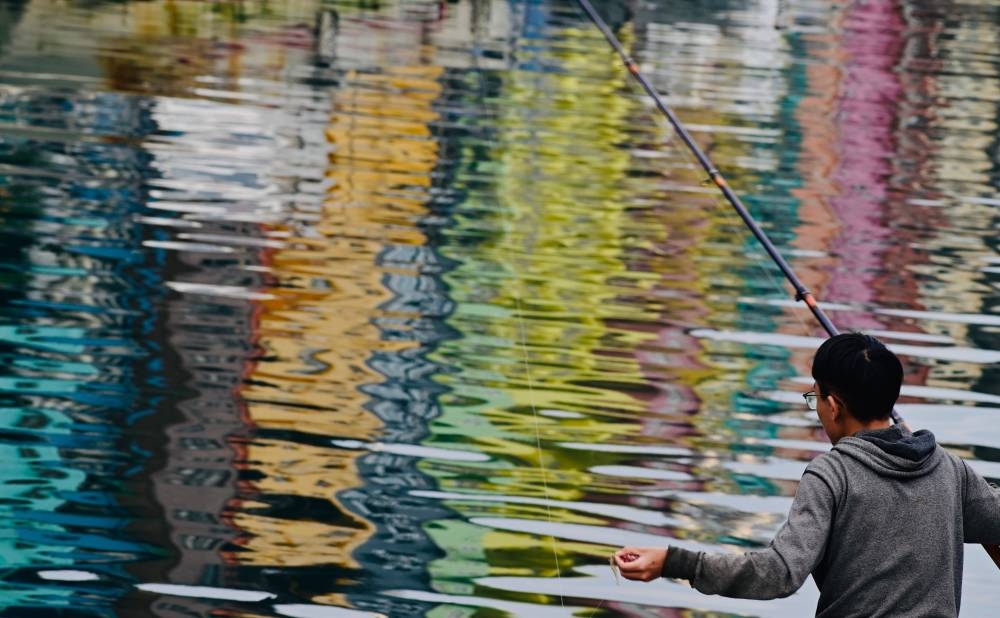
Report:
1,0,999,616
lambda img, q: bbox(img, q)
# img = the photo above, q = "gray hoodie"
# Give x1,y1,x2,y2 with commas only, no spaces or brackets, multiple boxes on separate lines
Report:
662,426,1000,617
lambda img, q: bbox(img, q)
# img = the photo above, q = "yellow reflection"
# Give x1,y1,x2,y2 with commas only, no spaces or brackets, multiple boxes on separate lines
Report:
425,22,656,565
237,64,444,568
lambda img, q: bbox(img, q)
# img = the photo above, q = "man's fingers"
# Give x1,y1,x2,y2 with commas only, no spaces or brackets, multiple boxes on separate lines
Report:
617,555,645,568
614,548,641,564
613,546,664,582
618,558,652,574
620,568,656,582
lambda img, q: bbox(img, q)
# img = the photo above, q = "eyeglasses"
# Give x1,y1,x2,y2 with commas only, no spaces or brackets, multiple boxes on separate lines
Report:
803,390,817,411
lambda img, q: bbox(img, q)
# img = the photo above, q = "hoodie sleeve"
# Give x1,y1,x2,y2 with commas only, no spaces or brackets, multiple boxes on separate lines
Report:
662,467,836,599
962,461,1000,544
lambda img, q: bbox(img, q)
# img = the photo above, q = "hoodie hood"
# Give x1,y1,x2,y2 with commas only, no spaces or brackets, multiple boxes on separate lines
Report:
833,425,941,479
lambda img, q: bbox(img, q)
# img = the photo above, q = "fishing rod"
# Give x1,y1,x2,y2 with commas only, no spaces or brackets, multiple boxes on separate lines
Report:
572,0,1000,570
575,0,872,411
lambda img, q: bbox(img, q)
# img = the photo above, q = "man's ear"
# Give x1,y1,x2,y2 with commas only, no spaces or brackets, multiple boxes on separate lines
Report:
827,394,843,423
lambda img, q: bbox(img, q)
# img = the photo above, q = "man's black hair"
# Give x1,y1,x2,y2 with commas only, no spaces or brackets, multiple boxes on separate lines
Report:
811,332,903,422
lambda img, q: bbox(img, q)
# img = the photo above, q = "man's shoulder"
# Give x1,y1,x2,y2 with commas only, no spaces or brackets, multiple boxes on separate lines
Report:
803,449,849,486
935,446,973,478
808,438,966,482
806,447,845,469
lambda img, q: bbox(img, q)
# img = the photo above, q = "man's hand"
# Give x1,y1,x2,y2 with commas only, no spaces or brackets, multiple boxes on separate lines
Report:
614,546,667,581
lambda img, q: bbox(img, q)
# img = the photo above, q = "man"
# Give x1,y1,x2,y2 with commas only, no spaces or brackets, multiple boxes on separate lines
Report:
614,333,1000,617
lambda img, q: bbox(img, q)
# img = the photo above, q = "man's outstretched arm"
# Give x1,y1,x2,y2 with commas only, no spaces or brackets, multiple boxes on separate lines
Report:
616,469,835,600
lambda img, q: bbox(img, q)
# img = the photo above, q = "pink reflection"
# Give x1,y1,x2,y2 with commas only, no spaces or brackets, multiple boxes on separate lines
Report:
825,0,904,328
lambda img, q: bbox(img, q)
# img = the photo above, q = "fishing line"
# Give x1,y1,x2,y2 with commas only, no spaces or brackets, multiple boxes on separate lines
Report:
513,289,567,602
464,4,566,608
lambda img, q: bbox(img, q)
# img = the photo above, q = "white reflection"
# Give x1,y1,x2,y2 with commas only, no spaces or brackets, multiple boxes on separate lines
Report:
469,517,725,554
135,583,276,602
690,329,1000,363
165,281,276,301
143,240,235,254
560,442,692,456
742,297,1000,327
38,570,100,581
475,563,819,618
331,439,490,462
274,604,386,618
640,490,793,515
540,409,585,418
386,589,579,617
411,489,676,526
590,465,691,481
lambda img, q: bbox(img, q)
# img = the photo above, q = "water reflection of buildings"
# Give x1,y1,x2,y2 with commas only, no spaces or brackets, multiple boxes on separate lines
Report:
640,1,821,425
16,1,1000,617
820,1,901,328
235,15,491,614
237,63,446,597
896,3,1000,398
416,4,661,609
112,1,518,615
791,1,942,384
632,0,793,419
0,1,341,615
0,25,165,614
86,9,329,618
105,55,299,618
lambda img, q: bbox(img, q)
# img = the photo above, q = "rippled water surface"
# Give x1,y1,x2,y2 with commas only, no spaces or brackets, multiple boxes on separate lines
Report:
1,0,1000,615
